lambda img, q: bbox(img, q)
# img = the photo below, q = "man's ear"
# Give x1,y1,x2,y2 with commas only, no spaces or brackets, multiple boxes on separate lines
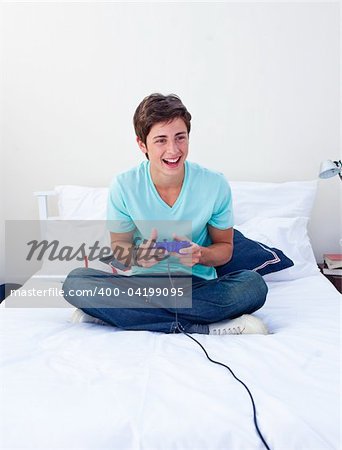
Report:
136,136,147,155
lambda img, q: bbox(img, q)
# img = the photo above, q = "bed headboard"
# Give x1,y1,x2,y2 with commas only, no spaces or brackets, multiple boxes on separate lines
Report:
34,191,59,220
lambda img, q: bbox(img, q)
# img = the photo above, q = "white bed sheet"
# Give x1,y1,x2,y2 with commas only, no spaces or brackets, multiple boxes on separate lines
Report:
0,273,340,450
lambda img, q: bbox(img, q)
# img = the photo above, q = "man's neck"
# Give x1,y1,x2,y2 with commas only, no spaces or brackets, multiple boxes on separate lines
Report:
150,165,185,191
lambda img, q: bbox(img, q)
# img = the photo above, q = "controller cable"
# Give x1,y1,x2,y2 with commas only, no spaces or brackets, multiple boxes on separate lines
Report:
165,258,271,450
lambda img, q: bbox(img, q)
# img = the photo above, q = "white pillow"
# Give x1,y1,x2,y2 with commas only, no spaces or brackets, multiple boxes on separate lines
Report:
229,180,317,225
55,181,317,223
55,185,108,220
235,217,319,281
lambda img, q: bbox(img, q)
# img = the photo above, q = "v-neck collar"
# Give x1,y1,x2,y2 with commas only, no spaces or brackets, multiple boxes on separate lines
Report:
147,160,188,210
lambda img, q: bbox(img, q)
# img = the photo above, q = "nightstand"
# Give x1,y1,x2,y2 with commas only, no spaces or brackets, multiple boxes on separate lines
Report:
318,264,342,294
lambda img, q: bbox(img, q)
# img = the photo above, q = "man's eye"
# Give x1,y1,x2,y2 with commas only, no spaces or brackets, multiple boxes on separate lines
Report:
177,136,186,141
156,139,166,144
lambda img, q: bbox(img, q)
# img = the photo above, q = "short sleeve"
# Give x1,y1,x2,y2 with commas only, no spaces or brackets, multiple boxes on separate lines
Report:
106,177,136,233
207,174,234,229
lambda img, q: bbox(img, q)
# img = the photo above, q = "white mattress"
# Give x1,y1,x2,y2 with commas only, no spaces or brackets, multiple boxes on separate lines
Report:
0,273,340,450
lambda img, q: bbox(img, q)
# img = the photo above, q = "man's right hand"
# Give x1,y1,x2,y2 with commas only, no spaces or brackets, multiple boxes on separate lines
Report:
134,228,168,268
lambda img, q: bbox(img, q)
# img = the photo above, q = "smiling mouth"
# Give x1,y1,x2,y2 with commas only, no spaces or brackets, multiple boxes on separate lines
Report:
162,156,182,167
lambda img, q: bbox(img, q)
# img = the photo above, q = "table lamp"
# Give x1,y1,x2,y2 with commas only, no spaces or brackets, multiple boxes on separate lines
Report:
319,160,342,181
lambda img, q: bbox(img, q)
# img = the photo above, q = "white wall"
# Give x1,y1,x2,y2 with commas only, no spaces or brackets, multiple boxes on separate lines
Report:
1,2,341,283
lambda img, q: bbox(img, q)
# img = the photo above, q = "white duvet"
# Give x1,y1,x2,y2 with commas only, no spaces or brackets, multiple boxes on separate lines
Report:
0,273,340,450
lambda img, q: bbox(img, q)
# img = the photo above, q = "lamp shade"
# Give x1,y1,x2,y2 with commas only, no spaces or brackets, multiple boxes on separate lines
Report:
319,160,340,179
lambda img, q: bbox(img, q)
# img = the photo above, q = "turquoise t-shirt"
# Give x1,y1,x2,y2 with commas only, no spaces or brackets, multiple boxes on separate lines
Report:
107,160,234,280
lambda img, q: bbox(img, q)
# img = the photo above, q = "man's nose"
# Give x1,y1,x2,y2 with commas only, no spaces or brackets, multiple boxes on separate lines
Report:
167,140,180,153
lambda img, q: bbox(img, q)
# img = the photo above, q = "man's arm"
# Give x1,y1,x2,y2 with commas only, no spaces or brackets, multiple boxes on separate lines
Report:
199,226,233,267
110,231,135,268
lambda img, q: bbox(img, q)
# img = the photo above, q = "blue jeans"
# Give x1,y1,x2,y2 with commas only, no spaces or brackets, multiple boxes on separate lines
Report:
62,262,268,334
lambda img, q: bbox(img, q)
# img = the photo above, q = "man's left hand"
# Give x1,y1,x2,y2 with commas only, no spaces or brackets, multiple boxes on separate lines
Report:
171,234,202,267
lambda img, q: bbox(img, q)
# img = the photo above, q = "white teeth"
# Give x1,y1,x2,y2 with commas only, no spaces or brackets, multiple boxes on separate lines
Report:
164,157,180,163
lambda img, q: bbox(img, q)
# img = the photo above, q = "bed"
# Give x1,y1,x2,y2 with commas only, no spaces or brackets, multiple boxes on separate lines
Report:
0,180,340,450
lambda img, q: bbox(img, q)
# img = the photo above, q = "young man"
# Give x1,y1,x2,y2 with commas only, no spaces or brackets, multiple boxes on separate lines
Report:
63,93,268,335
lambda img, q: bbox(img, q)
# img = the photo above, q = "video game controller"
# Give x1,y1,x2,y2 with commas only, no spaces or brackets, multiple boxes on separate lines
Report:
152,241,192,253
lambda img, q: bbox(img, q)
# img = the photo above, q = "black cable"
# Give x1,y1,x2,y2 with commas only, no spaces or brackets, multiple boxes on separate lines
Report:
177,324,271,450
166,259,271,450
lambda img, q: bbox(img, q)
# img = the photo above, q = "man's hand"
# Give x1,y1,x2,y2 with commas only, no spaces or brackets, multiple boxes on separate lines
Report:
171,234,202,267
134,228,168,268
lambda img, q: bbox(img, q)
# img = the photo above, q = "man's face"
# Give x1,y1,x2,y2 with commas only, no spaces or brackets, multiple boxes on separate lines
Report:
137,118,189,176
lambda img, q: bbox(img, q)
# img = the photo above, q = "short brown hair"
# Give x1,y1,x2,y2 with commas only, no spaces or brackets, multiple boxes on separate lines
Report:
133,93,192,145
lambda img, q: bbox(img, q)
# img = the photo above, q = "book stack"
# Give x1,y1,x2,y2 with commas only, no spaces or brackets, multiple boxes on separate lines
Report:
322,254,342,276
